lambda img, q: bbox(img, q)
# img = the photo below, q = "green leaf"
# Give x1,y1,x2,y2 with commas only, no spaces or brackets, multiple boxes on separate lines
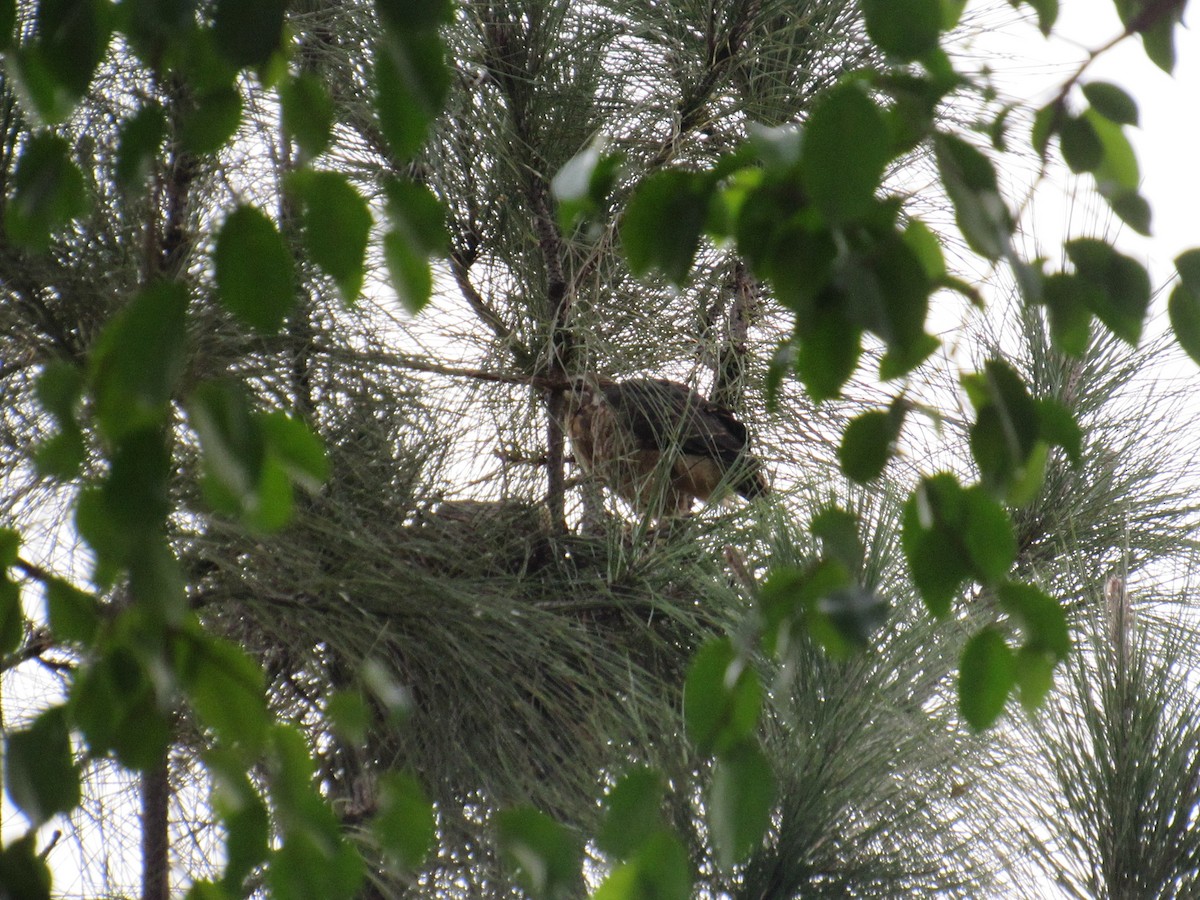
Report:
261,412,329,491
801,82,890,223
374,27,450,159
598,767,665,861
684,637,762,754
179,87,243,155
1084,109,1139,193
811,506,864,572
496,807,581,900
1035,397,1083,465
71,644,170,769
795,302,862,402
1024,0,1059,34
19,0,112,120
5,706,80,825
709,741,776,870
280,73,334,160
902,474,972,616
214,204,295,332
289,170,372,302
1170,250,1200,366
552,142,623,233
1065,237,1150,345
998,581,1070,659
0,0,15,50
89,281,188,440
116,103,167,189
934,133,1012,260
375,0,454,30
46,577,100,644
1082,81,1139,126
205,748,270,892
212,0,285,68
373,772,435,872
959,627,1016,730
593,831,692,900
1015,644,1057,712
6,132,88,249
1106,189,1152,237
622,169,712,284
814,582,889,653
174,629,267,754
862,0,943,60
965,359,1041,498
961,486,1017,583
266,726,365,900
1059,114,1102,173
0,833,51,900
1040,272,1093,356
384,179,449,313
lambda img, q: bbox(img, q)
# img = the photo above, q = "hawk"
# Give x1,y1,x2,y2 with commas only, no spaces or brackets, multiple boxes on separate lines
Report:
562,376,768,518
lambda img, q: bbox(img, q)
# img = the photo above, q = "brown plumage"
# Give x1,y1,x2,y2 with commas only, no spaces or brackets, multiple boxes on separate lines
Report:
563,376,768,517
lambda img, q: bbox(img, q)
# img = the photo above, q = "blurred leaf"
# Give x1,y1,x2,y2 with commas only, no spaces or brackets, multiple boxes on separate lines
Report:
1040,272,1093,356
374,772,435,872
709,741,776,870
212,0,285,68
46,576,100,644
374,27,450,159
814,583,890,653
1082,81,1139,125
6,132,88,249
174,629,267,754
0,833,51,900
795,302,862,402
0,0,14,50
1015,644,1057,712
998,581,1070,659
684,637,762,754
811,506,864,571
902,474,1012,616
375,0,454,30
179,87,243,155
325,691,370,744
71,643,171,769
1106,189,1152,236
205,748,270,892
384,179,449,313
280,73,333,160
1170,249,1200,365
289,170,372,302
496,807,581,900
597,767,665,861
1022,0,1059,33
959,627,1016,730
862,0,942,59
187,380,265,518
935,133,1012,260
1035,397,1083,465
1084,109,1139,193
267,726,365,900
552,141,623,233
839,400,907,483
116,103,167,189
90,281,188,440
964,359,1040,498
5,706,80,825
593,831,691,900
18,0,112,121
801,82,889,223
214,204,295,332
1059,114,1101,173
1065,237,1149,345
622,169,712,284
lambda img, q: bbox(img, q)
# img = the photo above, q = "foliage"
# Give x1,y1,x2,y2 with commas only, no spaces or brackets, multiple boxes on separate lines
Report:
0,0,1195,897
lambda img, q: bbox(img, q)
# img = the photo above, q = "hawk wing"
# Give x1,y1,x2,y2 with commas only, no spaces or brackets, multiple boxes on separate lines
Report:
597,378,767,507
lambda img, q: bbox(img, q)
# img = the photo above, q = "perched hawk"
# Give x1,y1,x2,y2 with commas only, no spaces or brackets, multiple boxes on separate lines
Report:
563,376,768,517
